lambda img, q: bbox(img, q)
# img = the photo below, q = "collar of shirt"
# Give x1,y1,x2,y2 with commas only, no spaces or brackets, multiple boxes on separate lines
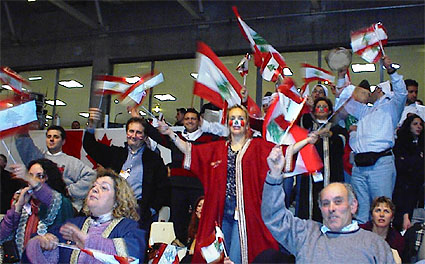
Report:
46,151,63,156
320,220,359,234
182,128,203,141
127,143,146,155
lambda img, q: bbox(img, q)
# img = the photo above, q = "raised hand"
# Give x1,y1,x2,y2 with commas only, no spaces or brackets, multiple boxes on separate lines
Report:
9,163,29,182
267,145,285,177
157,120,172,136
240,85,248,103
88,108,102,128
15,187,32,213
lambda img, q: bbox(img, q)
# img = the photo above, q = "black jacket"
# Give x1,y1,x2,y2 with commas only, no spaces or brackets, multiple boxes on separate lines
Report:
82,130,170,226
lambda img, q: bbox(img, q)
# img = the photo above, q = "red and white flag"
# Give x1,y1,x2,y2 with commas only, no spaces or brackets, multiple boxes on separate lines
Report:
233,6,287,78
194,42,261,118
0,67,29,94
151,243,179,264
0,100,37,139
283,125,323,176
80,248,137,264
125,73,164,105
200,225,225,264
301,63,335,84
351,23,388,63
277,77,304,104
95,75,132,95
261,52,286,82
263,92,322,175
263,92,305,145
236,54,251,77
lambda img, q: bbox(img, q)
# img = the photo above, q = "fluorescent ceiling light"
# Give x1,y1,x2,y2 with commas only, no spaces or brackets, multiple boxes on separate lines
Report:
28,76,42,81
46,115,53,120
352,63,376,73
190,72,198,80
139,110,147,116
283,68,293,76
28,0,36,2
58,80,84,88
45,99,67,106
126,76,140,84
154,94,176,101
79,112,89,118
2,85,12,90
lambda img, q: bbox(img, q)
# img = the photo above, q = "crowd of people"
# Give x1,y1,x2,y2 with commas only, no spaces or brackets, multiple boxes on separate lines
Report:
0,53,424,264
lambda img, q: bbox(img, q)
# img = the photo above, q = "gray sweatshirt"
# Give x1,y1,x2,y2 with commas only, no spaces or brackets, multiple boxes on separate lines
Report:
15,135,96,211
261,172,395,264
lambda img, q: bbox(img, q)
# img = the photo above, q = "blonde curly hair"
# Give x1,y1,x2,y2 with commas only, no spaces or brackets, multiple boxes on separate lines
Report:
82,168,140,221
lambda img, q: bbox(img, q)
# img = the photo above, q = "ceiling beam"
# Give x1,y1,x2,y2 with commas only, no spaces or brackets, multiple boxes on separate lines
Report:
48,0,99,29
94,0,104,27
177,0,201,20
3,1,17,40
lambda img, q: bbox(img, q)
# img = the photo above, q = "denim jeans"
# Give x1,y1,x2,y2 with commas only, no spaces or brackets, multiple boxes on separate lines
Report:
222,197,241,263
351,155,396,223
283,177,294,208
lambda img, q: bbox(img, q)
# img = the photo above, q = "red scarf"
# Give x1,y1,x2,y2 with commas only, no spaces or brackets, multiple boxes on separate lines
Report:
23,199,40,246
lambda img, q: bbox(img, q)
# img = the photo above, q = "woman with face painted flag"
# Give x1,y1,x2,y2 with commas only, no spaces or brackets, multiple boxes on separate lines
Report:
158,105,317,263
296,97,348,222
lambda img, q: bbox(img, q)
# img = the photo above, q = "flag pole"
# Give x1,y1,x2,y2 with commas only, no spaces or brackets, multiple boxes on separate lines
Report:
2,139,16,164
373,23,386,56
140,105,157,119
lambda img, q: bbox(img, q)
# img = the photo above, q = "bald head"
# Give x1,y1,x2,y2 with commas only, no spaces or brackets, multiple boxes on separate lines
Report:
318,183,358,232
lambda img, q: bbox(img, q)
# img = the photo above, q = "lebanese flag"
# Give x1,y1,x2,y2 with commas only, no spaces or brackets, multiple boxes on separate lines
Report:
119,72,156,101
302,63,335,84
80,248,137,264
233,6,286,72
194,42,261,118
351,23,388,63
263,92,305,144
358,45,383,63
263,93,322,175
0,67,29,94
200,225,225,264
236,54,250,77
0,100,37,139
283,125,323,176
151,244,179,264
94,75,132,95
261,52,286,82
277,77,304,104
125,73,164,105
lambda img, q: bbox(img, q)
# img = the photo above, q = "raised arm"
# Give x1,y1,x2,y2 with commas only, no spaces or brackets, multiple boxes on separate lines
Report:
261,146,311,255
157,120,191,155
15,134,44,166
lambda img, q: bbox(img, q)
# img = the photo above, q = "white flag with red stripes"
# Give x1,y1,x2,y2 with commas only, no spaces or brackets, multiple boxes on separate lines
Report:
0,67,29,94
351,23,388,63
233,6,287,80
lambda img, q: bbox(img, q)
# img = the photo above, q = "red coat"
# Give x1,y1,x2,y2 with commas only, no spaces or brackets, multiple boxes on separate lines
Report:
185,138,285,263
